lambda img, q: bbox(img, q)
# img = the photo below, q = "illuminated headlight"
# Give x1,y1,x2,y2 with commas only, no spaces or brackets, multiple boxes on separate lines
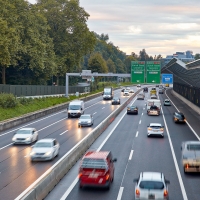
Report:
68,111,71,113
12,137,16,141
30,151,35,156
26,137,31,141
118,100,120,102
45,151,52,156
87,120,92,123
127,108,130,110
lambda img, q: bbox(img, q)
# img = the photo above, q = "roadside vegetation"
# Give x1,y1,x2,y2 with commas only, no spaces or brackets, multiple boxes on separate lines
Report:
0,82,131,122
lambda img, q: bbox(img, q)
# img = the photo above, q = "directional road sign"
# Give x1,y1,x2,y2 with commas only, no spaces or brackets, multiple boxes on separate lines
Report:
131,61,145,83
146,61,161,84
162,74,173,84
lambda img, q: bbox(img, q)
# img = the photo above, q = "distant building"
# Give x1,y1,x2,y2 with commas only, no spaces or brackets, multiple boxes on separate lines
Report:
161,50,195,67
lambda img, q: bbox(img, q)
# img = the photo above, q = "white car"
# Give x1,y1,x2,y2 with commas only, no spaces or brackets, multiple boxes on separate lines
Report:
123,90,129,96
147,123,164,137
134,172,170,200
78,114,94,127
30,138,60,161
129,89,134,93
137,84,141,88
12,128,38,144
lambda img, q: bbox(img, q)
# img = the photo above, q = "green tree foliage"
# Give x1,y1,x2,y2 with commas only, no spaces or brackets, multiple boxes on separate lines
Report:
124,55,137,73
195,53,200,60
106,58,116,73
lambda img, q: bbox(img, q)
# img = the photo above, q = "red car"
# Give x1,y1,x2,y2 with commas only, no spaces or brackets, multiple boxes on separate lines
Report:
79,151,117,189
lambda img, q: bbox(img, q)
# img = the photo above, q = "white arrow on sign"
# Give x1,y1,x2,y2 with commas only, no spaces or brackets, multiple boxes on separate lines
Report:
152,80,155,82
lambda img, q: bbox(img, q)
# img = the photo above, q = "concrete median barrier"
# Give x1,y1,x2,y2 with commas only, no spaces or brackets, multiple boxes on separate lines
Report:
15,88,141,200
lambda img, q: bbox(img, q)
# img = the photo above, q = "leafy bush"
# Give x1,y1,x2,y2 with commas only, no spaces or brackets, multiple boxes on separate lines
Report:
0,93,18,108
18,97,34,105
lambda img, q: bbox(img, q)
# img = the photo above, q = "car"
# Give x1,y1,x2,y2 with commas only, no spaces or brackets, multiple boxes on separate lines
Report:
30,138,60,161
129,89,134,93
79,150,117,189
173,112,186,123
12,128,38,144
126,87,130,91
163,99,171,106
181,141,200,173
143,87,148,93
127,105,138,114
133,172,170,200
137,84,141,88
123,89,129,96
111,97,120,105
156,84,159,87
159,89,164,94
165,83,169,87
147,105,160,116
121,88,125,92
78,114,94,127
147,123,164,137
150,94,157,99
137,93,145,100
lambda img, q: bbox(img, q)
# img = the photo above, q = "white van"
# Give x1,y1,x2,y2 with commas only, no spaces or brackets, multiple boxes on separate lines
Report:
68,100,84,118
146,99,161,112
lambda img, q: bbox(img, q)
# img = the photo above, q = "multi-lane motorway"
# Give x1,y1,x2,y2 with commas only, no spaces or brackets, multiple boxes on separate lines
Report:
45,86,200,200
0,86,200,200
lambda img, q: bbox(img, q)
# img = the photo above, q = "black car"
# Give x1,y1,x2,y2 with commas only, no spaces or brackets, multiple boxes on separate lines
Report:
173,112,186,123
111,97,120,105
121,88,125,92
143,87,148,92
127,105,138,114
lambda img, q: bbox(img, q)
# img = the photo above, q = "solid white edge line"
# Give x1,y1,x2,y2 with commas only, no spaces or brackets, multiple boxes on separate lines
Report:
59,97,137,200
93,112,97,115
135,131,139,137
165,89,200,141
117,187,124,200
161,106,188,200
129,150,134,160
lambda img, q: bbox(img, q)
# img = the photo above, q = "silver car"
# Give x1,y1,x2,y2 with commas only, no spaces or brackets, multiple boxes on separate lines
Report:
123,90,129,96
134,172,170,200
12,128,38,144
147,123,164,137
137,93,145,100
30,138,60,161
163,99,171,106
78,114,94,127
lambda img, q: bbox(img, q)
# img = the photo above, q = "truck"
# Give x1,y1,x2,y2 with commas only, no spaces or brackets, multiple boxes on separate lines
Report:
146,99,161,115
68,100,84,118
103,87,114,100
182,141,200,173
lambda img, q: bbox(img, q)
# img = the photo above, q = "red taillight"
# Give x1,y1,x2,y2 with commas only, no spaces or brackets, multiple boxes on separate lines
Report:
79,173,82,178
186,164,189,169
164,189,168,197
106,174,110,180
135,189,140,196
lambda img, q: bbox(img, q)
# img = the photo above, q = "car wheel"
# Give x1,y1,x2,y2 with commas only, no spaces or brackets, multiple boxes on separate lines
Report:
56,150,59,157
68,114,70,118
106,181,111,190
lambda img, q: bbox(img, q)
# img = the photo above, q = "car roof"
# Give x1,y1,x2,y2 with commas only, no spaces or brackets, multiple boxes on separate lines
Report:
36,138,54,143
164,99,170,101
184,141,200,145
83,151,110,159
175,112,184,115
150,123,162,126
140,172,163,181
18,128,34,131
80,114,91,117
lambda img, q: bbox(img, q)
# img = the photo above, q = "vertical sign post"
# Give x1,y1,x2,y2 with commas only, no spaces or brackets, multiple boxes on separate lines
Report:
146,61,161,84
131,61,145,83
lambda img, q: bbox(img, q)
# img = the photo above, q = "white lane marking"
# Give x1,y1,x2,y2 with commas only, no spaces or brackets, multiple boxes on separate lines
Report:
93,112,97,115
102,107,105,109
161,106,188,200
165,90,200,141
142,113,143,115
117,187,124,200
129,150,134,160
139,120,141,124
60,97,137,200
38,118,64,132
135,131,139,137
60,130,68,136
0,143,13,150
143,107,145,110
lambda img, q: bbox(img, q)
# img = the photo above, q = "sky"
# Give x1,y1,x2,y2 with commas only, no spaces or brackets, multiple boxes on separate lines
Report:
28,0,200,57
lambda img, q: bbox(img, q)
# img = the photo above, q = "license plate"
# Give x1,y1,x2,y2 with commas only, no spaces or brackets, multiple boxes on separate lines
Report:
148,194,155,199
89,173,98,178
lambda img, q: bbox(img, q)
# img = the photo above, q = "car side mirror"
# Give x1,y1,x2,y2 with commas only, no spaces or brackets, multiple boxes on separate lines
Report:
165,180,170,184
133,178,139,183
112,158,117,162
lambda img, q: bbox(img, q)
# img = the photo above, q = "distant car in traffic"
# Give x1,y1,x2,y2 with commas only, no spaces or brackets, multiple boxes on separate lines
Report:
147,105,160,116
181,141,200,173
150,94,157,99
123,89,129,96
133,172,170,200
79,151,117,189
147,123,164,137
30,138,60,161
173,112,186,123
163,99,171,106
143,87,148,93
158,89,164,94
121,87,125,92
129,89,134,93
111,96,120,105
78,114,94,127
156,84,159,87
137,93,145,100
127,105,138,115
137,84,141,88
12,128,38,144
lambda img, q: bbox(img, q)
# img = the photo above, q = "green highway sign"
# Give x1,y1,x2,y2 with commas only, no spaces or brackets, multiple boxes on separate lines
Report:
131,61,145,83
146,61,161,84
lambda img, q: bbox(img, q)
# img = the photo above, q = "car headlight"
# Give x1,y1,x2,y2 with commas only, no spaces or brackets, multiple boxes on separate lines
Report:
12,137,16,141
127,108,130,110
45,151,52,156
26,137,31,141
87,120,91,123
30,151,35,156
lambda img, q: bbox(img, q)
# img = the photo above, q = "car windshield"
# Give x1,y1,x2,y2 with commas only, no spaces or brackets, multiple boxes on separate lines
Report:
131,106,136,109
139,181,164,190
16,130,32,134
176,113,184,118
150,106,158,110
104,92,111,95
80,115,90,119
69,105,80,110
187,144,200,150
165,100,170,102
34,142,52,148
124,90,128,92
113,97,119,100
81,158,108,169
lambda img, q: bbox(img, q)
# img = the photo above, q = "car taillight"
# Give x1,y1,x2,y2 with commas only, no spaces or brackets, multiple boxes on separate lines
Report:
79,173,82,178
164,189,168,197
106,174,110,180
135,189,140,196
148,128,152,130
160,128,164,131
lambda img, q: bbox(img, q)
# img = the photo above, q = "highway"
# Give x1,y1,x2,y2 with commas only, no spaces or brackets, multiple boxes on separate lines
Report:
0,88,134,200
45,87,200,200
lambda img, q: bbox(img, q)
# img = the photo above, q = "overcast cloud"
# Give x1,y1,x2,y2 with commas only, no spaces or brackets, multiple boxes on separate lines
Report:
29,0,200,56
